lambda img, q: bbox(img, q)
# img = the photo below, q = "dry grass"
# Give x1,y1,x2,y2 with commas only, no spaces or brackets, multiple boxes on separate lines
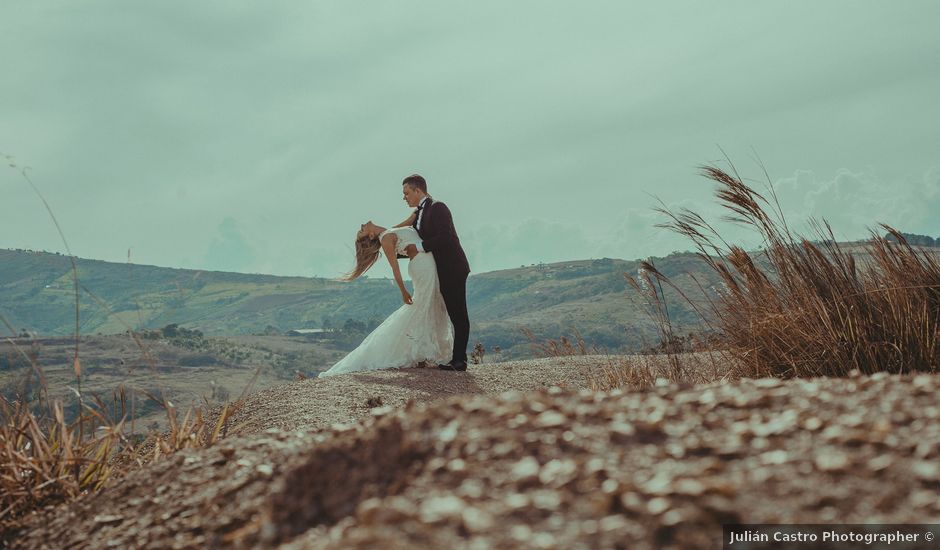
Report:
538,158,938,389
588,352,732,391
522,328,597,358
523,326,732,391
0,366,254,535
641,159,939,379
0,153,257,536
0,396,115,524
0,289,258,535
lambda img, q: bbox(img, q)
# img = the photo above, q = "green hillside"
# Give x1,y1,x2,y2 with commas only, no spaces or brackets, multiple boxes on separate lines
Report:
1,248,721,357
0,249,402,333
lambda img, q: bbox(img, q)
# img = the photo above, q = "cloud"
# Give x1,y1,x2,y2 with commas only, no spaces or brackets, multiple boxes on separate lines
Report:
595,203,708,260
204,217,255,272
462,207,722,271
2,3,939,277
461,219,593,271
772,166,940,239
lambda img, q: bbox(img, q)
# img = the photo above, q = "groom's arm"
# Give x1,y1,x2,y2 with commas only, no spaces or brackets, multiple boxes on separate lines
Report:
394,213,418,258
393,212,417,228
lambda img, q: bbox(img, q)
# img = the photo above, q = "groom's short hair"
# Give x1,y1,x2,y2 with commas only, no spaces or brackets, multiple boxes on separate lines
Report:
402,174,427,193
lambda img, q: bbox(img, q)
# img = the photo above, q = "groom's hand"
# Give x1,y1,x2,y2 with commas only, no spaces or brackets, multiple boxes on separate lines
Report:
404,244,418,259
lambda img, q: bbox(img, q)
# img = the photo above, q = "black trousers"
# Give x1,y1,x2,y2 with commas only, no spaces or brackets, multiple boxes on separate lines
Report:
439,272,470,363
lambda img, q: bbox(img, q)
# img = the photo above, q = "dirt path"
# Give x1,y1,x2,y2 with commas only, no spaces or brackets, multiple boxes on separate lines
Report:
222,355,617,435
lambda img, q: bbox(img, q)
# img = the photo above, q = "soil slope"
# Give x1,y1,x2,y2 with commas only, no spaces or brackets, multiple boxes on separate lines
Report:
9,358,940,549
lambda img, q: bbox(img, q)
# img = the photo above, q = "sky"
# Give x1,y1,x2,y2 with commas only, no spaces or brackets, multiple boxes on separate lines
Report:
2,2,939,280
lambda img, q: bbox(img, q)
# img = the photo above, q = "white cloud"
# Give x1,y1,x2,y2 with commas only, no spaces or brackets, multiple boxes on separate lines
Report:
204,217,255,272
772,166,940,240
462,219,592,271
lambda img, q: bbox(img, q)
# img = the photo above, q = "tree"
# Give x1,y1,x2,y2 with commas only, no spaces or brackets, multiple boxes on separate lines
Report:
343,318,366,333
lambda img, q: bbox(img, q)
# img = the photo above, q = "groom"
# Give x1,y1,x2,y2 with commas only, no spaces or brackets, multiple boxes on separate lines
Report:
401,174,471,371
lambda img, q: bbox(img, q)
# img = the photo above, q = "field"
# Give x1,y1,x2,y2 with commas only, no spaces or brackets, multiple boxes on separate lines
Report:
0,332,350,431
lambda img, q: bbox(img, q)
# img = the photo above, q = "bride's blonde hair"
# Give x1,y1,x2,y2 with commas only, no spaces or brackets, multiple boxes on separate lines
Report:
341,234,382,281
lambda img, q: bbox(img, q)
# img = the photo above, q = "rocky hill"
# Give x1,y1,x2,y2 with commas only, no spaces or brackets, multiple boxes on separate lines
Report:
8,357,939,549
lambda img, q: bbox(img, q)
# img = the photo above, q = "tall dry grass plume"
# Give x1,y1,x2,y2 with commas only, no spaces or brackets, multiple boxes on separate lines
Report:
644,160,939,378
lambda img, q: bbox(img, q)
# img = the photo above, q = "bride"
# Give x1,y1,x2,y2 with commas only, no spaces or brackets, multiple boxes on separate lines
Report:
319,217,453,377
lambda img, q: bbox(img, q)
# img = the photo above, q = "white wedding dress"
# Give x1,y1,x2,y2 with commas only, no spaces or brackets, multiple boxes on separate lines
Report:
319,227,454,376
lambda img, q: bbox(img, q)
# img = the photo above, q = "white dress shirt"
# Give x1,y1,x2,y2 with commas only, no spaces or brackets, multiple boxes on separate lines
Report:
415,196,429,252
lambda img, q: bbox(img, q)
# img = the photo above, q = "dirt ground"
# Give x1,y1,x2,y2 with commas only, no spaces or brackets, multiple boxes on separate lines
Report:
7,357,940,549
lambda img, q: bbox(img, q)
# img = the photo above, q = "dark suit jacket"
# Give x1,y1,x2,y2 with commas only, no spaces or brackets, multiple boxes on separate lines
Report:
414,199,471,278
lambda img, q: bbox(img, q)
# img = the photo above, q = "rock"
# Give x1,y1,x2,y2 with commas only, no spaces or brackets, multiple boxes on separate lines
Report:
867,455,894,471
815,451,850,472
438,420,460,443
803,416,822,432
760,450,789,465
911,461,939,480
510,457,541,482
461,507,494,533
534,410,567,428
419,495,465,523
531,490,562,511
93,515,124,525
369,405,394,417
647,497,671,515
504,493,530,510
458,479,485,499
673,478,706,496
609,421,635,440
538,459,577,486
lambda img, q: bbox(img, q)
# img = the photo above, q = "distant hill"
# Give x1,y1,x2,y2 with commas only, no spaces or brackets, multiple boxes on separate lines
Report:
0,248,404,335
4,239,935,358
885,231,940,247
1,249,721,357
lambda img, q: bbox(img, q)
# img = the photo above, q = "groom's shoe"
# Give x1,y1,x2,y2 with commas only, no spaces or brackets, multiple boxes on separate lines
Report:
438,359,467,372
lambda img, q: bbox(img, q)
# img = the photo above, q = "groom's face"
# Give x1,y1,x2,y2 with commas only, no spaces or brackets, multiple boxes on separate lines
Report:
403,184,423,208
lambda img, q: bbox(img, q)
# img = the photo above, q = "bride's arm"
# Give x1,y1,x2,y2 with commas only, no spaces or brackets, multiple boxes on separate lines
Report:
381,234,413,304
393,212,417,228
